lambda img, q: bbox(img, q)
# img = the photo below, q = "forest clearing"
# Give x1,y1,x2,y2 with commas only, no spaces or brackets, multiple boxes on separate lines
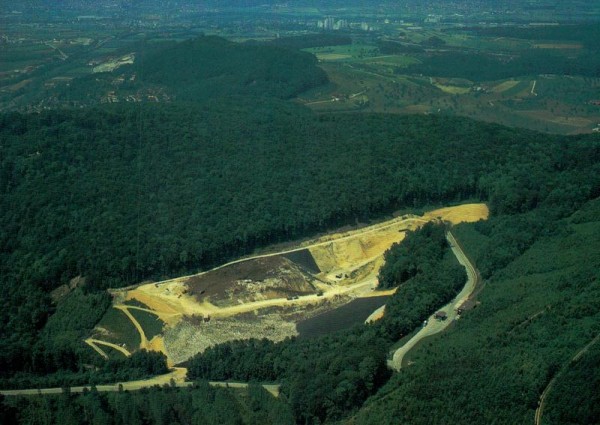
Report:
91,203,488,366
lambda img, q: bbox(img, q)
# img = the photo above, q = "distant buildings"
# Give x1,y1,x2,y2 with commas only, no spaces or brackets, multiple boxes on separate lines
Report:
317,17,348,31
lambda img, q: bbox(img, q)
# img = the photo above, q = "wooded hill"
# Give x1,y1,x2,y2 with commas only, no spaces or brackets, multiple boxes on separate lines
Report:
55,36,328,106
1,34,600,424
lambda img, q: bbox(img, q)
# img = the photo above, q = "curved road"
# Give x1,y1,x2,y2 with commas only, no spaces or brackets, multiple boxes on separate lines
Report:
85,338,131,359
534,333,600,425
388,231,479,371
3,211,484,399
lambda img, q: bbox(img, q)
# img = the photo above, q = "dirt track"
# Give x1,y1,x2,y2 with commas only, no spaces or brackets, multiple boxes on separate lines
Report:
99,204,488,365
534,333,600,425
115,305,148,347
388,231,480,371
85,338,131,359
2,205,487,400
0,367,280,398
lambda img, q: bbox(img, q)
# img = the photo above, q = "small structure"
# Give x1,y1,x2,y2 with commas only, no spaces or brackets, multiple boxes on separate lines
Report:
434,311,447,321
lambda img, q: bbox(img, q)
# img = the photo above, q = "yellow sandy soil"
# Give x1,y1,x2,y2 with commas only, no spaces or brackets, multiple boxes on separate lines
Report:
365,305,386,323
434,84,470,94
423,203,489,224
93,203,488,365
491,80,520,93
533,43,582,49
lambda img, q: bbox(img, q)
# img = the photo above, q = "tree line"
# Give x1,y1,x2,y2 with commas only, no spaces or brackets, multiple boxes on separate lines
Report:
186,222,466,423
1,99,599,388
1,381,293,425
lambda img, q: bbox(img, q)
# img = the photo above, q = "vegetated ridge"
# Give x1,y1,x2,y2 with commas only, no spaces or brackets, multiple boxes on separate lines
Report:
1,31,599,425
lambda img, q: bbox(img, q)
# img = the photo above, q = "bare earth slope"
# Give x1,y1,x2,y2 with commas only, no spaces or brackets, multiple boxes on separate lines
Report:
90,203,488,366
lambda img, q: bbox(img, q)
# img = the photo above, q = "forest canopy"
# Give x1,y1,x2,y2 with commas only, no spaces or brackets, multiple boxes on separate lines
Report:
1,32,599,425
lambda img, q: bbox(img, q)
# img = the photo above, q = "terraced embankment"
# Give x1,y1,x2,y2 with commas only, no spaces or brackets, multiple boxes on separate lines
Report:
2,204,487,399
90,203,488,366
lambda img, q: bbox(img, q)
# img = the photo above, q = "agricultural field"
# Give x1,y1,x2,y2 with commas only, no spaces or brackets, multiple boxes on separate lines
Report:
86,203,488,366
298,26,600,135
3,22,597,133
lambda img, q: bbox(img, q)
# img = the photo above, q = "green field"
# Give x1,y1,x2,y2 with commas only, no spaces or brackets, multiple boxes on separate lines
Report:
128,308,165,340
94,307,141,352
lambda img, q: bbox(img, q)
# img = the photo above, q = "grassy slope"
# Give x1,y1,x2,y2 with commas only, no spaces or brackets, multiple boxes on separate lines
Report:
94,308,141,353
128,309,165,341
351,198,600,424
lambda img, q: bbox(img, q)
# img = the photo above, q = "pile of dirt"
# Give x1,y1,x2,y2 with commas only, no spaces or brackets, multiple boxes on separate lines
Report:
50,275,86,303
423,203,489,224
186,256,317,306
163,314,297,364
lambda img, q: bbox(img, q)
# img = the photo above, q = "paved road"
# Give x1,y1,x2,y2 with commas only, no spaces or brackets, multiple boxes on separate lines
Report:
0,367,280,398
388,231,479,371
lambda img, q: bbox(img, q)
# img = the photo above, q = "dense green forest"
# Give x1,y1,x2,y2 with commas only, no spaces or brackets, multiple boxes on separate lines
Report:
543,333,600,424
135,37,328,100
377,222,448,289
54,36,328,105
1,97,599,388
1,33,600,424
1,381,294,425
351,197,600,424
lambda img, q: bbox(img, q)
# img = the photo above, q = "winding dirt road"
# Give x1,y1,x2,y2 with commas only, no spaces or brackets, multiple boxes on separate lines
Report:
388,231,480,371
534,333,600,425
115,305,148,347
84,338,131,359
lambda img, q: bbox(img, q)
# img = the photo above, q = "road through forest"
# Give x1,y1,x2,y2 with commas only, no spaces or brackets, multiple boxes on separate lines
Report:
0,367,281,398
2,205,487,399
388,231,480,371
534,333,600,425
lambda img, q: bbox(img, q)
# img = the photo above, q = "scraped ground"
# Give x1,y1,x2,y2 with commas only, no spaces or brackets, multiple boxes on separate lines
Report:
89,203,488,365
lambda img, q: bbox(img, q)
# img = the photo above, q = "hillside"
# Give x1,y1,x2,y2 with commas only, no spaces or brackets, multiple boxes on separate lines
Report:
351,198,600,424
1,94,599,387
48,36,328,106
1,27,600,425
